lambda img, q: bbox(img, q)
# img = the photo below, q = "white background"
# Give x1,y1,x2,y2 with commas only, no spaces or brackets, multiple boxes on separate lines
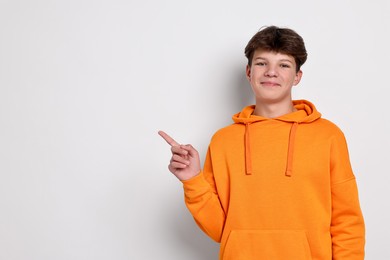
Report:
0,0,389,259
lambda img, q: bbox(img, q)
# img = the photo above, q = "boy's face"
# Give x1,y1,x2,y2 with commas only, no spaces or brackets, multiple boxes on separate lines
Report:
246,49,302,104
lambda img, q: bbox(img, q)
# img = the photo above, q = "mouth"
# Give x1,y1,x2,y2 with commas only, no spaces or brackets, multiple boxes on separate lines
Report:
260,81,280,87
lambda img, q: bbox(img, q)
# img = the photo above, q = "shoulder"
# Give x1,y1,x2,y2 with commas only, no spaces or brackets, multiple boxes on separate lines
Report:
313,118,347,140
209,123,243,145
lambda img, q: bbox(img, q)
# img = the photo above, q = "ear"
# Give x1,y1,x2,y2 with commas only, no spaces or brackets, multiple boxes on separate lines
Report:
293,70,303,86
246,65,251,81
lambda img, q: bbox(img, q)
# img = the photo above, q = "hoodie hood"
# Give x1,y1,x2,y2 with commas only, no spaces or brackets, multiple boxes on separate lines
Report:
232,100,322,176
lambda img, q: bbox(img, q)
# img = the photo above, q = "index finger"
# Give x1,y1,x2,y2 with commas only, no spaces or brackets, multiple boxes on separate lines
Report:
158,130,180,147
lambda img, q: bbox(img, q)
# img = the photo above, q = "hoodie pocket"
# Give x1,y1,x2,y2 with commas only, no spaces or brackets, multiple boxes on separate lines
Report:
223,229,312,260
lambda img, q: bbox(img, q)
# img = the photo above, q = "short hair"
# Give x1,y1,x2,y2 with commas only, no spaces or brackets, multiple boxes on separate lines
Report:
244,26,307,72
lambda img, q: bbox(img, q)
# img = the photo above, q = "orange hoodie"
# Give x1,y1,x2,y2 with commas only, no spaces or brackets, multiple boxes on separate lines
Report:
182,100,365,259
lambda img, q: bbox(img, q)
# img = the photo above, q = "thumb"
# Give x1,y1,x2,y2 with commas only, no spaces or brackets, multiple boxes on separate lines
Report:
180,144,199,157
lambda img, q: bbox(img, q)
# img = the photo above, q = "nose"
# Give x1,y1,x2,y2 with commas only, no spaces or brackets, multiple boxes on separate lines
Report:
265,66,278,77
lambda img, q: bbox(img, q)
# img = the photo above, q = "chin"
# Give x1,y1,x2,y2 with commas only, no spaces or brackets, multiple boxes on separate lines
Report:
256,95,290,104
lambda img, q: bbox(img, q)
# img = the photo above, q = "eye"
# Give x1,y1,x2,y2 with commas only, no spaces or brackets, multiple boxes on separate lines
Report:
280,63,291,68
255,62,266,66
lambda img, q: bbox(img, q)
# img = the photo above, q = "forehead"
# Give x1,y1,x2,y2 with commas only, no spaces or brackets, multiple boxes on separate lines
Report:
253,49,295,63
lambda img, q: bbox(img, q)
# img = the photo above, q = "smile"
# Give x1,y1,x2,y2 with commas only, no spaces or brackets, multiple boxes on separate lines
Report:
261,81,280,87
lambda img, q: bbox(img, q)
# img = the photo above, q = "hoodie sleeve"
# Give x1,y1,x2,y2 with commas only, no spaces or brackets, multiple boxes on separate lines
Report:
330,131,365,259
181,147,226,242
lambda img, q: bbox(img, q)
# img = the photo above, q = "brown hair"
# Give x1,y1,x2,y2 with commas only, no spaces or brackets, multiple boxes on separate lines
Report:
244,26,307,72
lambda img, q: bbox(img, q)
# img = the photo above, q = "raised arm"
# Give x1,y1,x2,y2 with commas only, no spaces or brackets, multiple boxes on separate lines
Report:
159,131,226,242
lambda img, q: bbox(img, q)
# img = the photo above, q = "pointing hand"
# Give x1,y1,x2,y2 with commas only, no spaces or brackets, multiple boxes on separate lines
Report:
158,131,201,181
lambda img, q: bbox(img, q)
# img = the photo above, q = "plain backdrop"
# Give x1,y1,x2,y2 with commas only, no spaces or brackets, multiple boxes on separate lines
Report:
0,0,389,259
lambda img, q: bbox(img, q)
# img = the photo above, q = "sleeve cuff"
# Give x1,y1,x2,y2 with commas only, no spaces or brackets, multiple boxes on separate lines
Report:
181,171,210,193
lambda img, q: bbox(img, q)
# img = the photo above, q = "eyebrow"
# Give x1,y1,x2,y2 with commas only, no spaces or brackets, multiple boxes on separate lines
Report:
254,57,294,64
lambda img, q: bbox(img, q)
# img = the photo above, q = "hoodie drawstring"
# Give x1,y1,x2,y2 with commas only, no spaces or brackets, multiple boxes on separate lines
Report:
245,123,252,175
235,101,319,177
244,122,299,176
285,122,298,177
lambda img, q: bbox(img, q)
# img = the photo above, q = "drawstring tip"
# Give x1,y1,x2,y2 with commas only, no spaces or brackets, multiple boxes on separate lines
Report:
285,170,292,177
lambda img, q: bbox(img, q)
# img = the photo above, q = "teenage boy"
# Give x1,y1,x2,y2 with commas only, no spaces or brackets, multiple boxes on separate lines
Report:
159,26,365,259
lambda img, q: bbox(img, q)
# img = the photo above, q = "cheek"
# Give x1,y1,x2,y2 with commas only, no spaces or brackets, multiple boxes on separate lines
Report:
249,69,260,80
286,73,298,84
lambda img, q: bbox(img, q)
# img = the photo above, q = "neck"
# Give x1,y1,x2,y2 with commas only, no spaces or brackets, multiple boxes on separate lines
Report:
253,100,296,118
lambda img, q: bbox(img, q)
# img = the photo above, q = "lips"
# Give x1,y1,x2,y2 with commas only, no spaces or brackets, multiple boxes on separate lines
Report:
260,81,280,87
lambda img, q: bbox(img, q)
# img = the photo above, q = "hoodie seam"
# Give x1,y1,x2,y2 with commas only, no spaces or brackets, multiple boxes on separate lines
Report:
331,176,356,187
